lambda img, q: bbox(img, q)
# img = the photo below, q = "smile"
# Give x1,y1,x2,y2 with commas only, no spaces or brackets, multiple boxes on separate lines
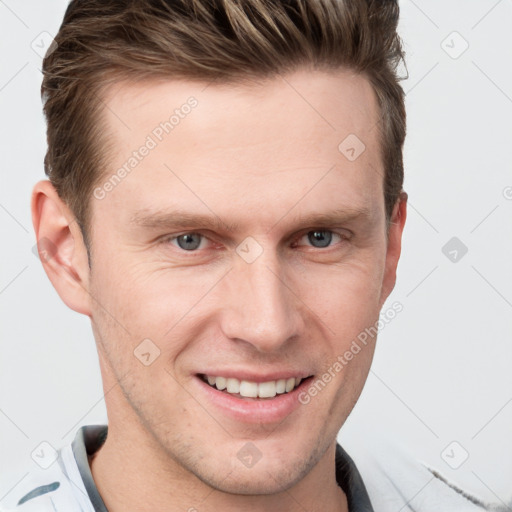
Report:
199,374,304,399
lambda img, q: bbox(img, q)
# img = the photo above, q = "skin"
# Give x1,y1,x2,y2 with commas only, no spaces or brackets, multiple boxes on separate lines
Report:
32,68,407,512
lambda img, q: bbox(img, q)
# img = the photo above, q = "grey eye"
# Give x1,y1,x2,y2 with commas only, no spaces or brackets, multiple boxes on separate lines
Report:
307,230,333,248
176,233,203,250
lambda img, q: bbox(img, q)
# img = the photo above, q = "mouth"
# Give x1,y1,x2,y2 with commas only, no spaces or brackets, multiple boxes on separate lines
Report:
198,373,312,400
194,372,315,423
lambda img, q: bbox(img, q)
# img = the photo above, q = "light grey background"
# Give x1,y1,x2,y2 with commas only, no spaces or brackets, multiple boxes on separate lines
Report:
1,0,511,508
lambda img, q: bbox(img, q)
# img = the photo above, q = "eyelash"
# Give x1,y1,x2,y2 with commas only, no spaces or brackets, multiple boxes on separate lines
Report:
161,229,349,253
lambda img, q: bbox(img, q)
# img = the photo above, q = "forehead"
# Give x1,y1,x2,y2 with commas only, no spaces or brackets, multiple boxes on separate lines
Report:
95,69,384,229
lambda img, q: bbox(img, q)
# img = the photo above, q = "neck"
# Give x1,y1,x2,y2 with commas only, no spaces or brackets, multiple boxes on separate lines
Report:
89,420,348,512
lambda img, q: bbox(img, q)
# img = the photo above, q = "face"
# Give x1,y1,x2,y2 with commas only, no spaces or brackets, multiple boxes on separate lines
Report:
81,69,404,494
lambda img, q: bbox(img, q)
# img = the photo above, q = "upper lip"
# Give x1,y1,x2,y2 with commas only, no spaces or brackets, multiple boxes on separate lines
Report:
196,370,313,383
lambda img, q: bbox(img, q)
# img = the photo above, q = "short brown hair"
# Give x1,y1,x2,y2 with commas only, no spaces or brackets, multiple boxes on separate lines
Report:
42,0,406,239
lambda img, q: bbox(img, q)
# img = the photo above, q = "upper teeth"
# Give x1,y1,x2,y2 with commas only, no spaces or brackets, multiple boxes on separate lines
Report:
204,375,302,398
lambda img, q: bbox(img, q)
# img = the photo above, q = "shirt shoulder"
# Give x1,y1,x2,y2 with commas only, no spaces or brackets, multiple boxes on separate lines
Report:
3,462,81,511
2,429,102,512
350,441,496,511
9,481,67,511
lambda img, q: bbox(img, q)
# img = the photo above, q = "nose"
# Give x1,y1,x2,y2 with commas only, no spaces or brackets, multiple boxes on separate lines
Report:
219,252,305,353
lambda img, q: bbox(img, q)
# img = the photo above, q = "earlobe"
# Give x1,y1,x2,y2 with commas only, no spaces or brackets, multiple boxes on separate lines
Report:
379,191,408,307
31,180,92,316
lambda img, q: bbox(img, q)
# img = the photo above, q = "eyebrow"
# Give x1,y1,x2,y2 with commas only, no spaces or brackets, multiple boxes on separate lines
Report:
130,209,239,232
279,206,374,232
130,206,374,234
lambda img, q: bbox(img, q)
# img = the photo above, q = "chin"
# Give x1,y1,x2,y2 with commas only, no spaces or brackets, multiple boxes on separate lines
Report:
186,440,321,497
200,461,308,496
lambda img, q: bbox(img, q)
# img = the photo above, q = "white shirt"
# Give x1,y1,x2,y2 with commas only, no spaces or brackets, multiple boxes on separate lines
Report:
2,425,500,511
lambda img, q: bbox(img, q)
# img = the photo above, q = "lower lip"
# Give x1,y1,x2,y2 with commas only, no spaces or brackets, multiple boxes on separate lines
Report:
193,376,312,424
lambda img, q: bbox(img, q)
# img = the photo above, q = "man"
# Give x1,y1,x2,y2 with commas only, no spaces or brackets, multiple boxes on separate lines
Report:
5,0,493,511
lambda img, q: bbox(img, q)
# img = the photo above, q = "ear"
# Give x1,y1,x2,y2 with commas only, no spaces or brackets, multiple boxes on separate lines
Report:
31,180,92,316
379,191,407,307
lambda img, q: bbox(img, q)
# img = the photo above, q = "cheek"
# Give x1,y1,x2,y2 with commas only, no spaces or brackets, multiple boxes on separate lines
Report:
88,253,229,357
296,255,385,333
